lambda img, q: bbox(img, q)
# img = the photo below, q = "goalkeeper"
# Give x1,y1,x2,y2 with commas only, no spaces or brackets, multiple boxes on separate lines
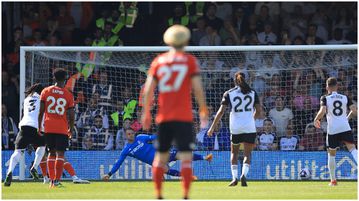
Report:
103,127,212,180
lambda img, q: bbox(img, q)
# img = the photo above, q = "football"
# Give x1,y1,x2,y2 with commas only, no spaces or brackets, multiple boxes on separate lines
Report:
299,168,312,180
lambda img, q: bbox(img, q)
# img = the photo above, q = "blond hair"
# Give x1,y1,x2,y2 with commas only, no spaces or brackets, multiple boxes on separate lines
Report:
163,25,190,49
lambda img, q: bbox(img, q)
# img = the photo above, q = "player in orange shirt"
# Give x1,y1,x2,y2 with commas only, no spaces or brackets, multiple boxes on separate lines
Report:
141,25,208,199
38,68,75,188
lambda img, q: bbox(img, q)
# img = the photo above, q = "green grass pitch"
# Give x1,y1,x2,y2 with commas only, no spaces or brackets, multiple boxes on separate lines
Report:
2,181,357,199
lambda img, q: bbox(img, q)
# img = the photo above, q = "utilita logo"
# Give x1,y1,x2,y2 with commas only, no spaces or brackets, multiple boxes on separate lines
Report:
265,156,357,180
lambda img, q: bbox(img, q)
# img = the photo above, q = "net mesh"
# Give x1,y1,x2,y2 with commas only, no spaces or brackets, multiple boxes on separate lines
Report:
24,48,357,152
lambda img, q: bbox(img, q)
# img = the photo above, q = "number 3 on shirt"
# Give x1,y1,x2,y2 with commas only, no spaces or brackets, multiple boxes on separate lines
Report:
46,96,67,115
157,65,188,93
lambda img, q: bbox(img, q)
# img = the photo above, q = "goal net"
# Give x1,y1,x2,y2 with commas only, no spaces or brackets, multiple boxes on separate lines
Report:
11,45,358,180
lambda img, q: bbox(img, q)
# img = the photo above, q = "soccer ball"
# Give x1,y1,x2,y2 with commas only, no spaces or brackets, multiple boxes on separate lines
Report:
299,168,311,180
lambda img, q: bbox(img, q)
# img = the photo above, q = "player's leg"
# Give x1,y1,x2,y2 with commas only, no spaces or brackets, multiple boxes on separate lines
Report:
4,127,29,186
171,148,211,162
40,154,49,184
63,159,90,184
152,122,173,199
53,134,68,187
174,122,195,199
341,131,357,164
229,134,241,186
241,142,255,187
327,134,339,186
45,134,57,187
30,134,46,180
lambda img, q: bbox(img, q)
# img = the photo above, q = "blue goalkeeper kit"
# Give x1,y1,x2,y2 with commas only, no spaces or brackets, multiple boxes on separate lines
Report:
108,134,205,176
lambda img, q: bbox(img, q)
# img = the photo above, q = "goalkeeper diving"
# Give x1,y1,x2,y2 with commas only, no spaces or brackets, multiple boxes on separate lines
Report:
102,127,213,180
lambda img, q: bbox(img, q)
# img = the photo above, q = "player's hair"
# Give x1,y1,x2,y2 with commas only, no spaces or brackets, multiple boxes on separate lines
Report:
53,68,67,82
234,71,251,94
163,25,190,49
25,83,44,96
94,114,103,119
326,77,338,87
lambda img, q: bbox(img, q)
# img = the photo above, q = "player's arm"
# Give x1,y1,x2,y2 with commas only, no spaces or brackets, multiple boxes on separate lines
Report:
103,148,129,181
136,134,157,142
347,98,357,120
253,91,262,119
208,104,226,137
314,96,327,128
192,75,209,128
38,101,45,134
141,75,157,130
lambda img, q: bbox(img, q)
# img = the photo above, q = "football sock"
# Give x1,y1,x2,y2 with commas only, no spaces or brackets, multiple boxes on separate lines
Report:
167,169,181,177
350,148,358,164
192,153,203,161
63,162,76,177
231,165,238,180
32,147,46,170
39,160,47,176
328,154,336,181
55,156,65,180
152,160,165,198
181,160,193,199
47,155,56,180
241,163,250,177
8,150,24,175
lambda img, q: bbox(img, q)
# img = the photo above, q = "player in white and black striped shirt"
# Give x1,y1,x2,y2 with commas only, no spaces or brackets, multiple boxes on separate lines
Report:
208,72,262,187
314,77,357,186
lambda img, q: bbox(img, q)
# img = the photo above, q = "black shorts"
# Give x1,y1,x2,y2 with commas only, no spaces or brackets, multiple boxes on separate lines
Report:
15,126,45,149
45,133,69,151
326,131,354,149
231,133,256,145
156,122,195,152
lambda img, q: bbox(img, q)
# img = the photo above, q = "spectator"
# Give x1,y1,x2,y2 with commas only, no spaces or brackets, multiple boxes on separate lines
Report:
214,2,232,21
254,2,280,20
326,28,351,44
122,87,138,121
255,105,266,132
256,5,273,32
306,24,324,44
232,7,249,36
202,121,230,151
2,104,18,150
294,96,317,135
107,9,123,34
204,3,223,32
84,115,114,150
191,17,207,46
56,5,75,45
332,7,353,37
2,71,19,122
310,5,330,42
82,134,94,150
199,25,221,46
110,100,124,130
167,4,189,27
115,118,132,150
102,22,122,46
293,35,305,45
48,32,61,46
77,93,109,130
27,29,47,46
92,69,115,111
257,23,277,45
279,121,299,151
299,123,325,151
292,84,320,112
219,19,240,45
259,56,280,80
229,54,248,79
96,8,111,30
284,5,307,42
257,118,277,151
269,96,294,137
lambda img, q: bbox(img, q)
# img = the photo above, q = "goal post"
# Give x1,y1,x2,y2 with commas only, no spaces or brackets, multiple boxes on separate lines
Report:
15,45,357,181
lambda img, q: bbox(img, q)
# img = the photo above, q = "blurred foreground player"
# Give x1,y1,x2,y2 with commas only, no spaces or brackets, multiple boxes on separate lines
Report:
102,128,212,180
314,77,357,186
4,84,46,186
38,68,75,188
141,25,209,199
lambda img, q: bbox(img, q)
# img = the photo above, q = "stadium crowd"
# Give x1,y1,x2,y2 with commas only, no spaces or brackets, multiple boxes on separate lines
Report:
2,2,357,151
